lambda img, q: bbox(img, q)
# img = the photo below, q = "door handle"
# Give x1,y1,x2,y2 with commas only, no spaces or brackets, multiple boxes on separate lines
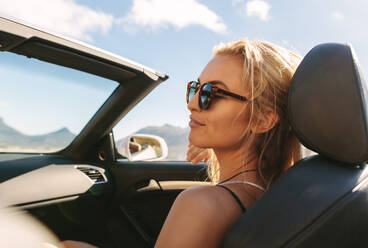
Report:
136,179,211,192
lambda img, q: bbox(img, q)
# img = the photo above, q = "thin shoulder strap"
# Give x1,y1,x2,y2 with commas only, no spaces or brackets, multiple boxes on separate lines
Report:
220,180,266,192
216,184,246,213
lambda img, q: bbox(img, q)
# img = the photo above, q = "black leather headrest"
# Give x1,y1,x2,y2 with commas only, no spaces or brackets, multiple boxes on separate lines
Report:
288,43,368,163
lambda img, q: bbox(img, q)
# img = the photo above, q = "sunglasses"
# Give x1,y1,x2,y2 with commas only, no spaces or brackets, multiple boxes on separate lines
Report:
186,81,248,110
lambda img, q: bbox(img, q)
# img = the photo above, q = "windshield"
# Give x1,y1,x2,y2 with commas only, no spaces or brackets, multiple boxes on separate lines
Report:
0,52,118,153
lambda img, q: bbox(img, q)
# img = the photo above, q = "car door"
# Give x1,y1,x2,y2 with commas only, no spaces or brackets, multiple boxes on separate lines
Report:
0,16,208,248
103,159,207,247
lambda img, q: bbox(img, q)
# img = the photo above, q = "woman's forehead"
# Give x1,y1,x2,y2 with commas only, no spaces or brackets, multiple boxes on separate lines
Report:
199,55,244,91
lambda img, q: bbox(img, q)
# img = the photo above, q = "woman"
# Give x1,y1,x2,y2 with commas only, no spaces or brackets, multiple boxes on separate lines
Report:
155,39,302,248
62,39,302,248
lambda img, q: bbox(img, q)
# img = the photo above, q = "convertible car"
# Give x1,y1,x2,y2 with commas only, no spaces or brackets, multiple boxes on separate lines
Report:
1,15,368,248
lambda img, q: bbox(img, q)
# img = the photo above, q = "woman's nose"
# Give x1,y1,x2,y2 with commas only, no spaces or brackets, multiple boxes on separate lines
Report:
187,89,200,112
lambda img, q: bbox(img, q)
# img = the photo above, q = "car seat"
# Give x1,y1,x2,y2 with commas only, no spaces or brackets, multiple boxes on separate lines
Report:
221,43,368,247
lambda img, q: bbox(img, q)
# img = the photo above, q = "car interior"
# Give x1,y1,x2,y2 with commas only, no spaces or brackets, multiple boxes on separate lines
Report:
1,17,368,248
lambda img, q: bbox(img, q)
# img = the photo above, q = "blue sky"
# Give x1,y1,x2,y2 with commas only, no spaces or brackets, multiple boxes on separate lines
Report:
1,0,368,140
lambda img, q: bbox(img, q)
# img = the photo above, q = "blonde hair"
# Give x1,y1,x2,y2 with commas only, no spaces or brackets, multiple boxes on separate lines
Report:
208,39,302,188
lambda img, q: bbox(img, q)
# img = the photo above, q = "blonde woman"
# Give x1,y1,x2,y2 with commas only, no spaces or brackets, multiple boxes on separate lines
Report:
62,39,302,248
155,39,302,247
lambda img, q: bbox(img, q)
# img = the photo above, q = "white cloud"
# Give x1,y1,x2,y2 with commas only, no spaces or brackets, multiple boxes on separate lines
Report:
119,0,227,34
0,102,9,108
246,0,271,21
0,0,114,42
331,11,344,21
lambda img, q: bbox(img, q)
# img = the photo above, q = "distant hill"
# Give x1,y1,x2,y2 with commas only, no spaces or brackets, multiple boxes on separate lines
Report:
0,117,75,152
125,124,190,160
0,117,189,158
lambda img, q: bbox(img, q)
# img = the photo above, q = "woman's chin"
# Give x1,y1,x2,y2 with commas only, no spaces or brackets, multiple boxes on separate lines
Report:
188,135,209,149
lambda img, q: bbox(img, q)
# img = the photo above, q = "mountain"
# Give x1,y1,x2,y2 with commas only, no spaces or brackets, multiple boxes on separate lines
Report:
132,124,190,160
0,117,189,159
0,118,75,152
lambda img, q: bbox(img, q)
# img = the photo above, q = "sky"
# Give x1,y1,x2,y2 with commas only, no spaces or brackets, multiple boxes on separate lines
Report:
1,0,368,140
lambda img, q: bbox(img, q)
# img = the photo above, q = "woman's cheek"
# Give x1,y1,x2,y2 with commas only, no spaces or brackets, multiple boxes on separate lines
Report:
215,114,246,146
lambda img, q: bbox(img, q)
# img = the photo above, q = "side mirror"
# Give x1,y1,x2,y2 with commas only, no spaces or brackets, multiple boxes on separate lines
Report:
116,134,168,161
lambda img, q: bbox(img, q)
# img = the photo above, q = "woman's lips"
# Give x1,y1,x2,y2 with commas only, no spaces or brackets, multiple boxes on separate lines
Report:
189,116,205,127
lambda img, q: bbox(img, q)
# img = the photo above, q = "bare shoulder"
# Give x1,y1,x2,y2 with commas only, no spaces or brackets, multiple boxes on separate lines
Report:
177,185,224,211
166,185,228,226
155,185,243,248
181,184,246,215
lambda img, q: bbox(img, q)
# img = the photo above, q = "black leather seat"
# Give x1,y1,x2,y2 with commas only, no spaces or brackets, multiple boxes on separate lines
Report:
221,43,368,247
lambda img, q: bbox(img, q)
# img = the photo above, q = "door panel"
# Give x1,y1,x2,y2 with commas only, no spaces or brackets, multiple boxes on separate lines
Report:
106,161,208,247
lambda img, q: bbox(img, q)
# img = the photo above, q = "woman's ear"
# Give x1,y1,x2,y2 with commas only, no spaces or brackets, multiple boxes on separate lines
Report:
251,111,279,134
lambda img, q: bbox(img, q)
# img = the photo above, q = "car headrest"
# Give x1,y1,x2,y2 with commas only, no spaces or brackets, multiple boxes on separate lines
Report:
288,43,368,163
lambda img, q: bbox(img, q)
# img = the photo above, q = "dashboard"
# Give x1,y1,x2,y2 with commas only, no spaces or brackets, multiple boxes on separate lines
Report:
0,154,112,209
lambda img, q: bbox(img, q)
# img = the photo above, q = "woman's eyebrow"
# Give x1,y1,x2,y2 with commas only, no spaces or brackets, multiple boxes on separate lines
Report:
197,78,229,89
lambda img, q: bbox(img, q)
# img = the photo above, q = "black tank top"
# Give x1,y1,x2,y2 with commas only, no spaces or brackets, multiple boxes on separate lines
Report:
216,184,246,213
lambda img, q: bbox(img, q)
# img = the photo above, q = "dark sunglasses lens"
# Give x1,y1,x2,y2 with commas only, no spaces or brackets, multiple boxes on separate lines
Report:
187,82,199,103
200,84,212,110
